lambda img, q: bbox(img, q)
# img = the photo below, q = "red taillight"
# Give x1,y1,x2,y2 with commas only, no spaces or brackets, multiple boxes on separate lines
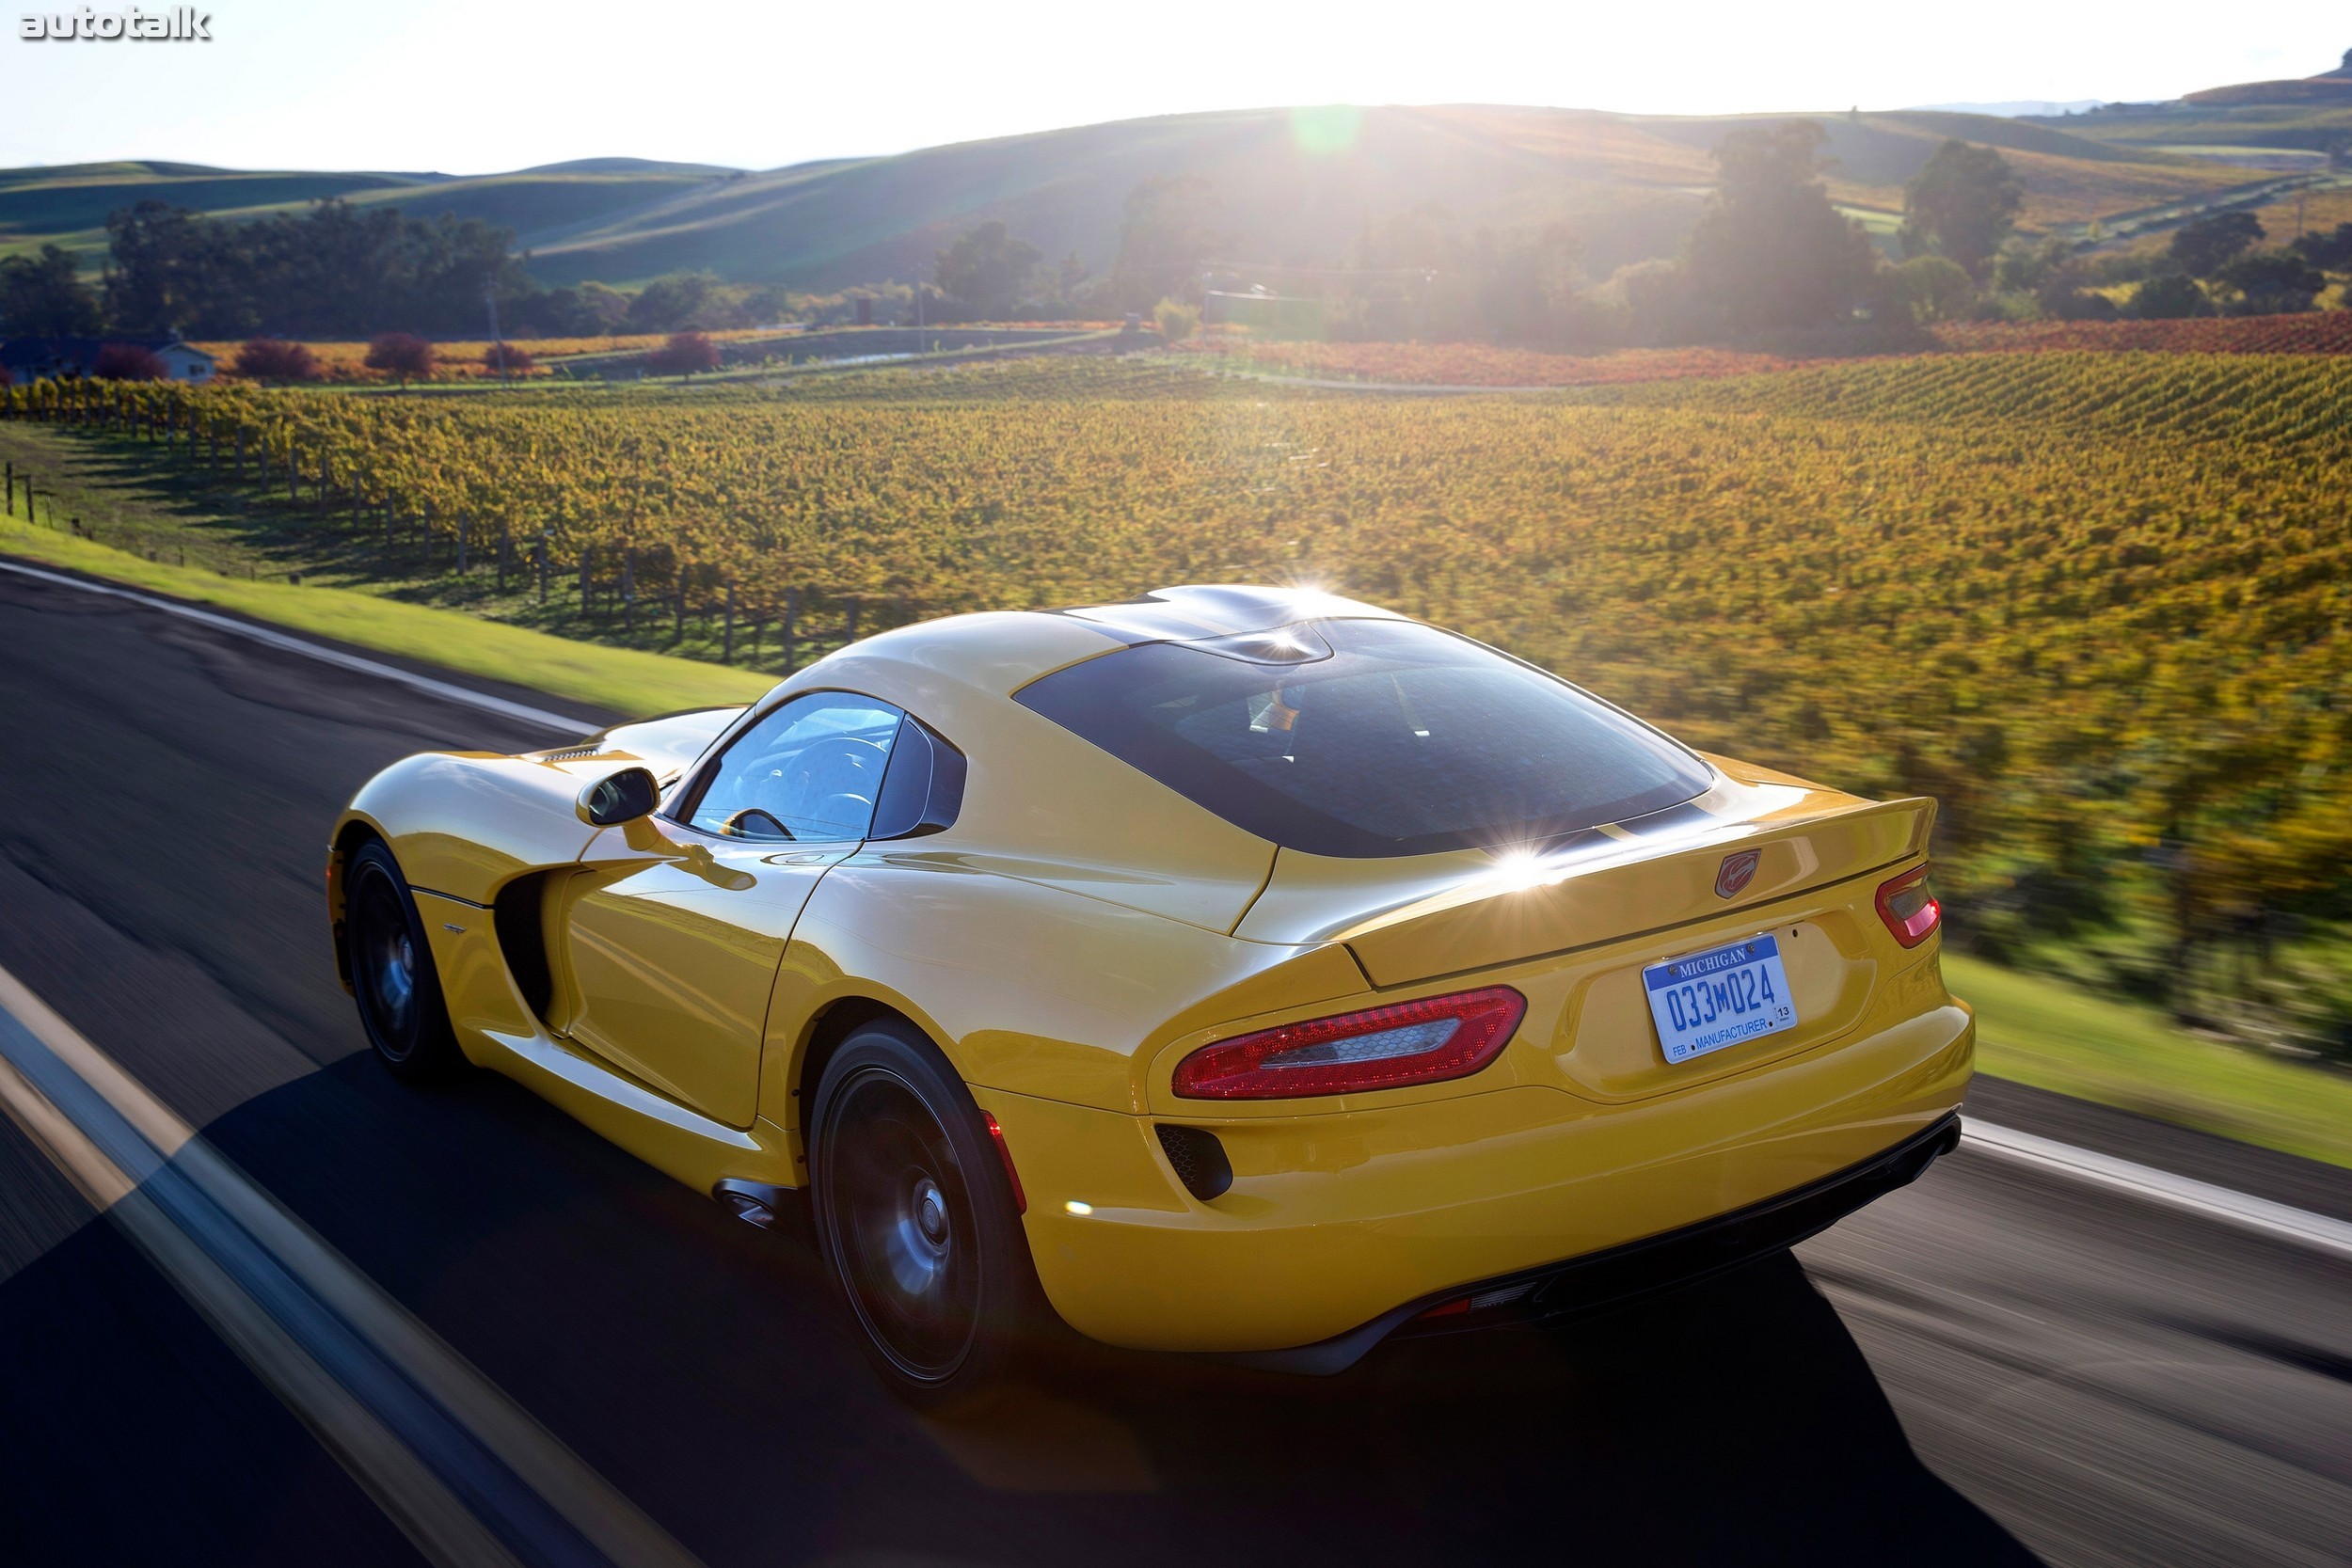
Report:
983,1111,1025,1213
1875,863,1941,948
1171,987,1528,1101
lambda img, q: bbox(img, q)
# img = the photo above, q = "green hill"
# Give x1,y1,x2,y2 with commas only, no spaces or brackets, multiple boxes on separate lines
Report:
0,103,2280,290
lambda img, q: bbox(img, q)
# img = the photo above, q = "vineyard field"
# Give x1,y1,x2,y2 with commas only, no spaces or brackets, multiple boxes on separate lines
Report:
5,351,2346,1049
1189,311,2352,388
1187,341,1811,388
1927,312,2352,356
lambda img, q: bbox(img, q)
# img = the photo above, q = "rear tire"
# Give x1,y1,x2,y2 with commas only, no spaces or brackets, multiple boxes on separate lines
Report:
343,840,464,1082
810,1021,1036,1410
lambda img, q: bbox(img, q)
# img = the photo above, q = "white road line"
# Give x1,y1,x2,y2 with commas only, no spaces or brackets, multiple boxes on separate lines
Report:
0,963,707,1568
1962,1120,2352,1260
0,558,593,733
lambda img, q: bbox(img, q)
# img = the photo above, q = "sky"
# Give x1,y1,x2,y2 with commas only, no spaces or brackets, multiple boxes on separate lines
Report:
3,0,2345,174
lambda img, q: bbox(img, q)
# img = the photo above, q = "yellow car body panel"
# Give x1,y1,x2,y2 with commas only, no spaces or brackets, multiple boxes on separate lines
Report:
331,588,1972,1359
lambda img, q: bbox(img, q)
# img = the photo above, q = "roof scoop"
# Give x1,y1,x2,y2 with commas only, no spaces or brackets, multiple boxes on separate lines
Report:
1185,623,1335,665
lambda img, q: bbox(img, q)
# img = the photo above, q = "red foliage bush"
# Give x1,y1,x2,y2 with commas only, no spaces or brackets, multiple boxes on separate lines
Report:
363,332,437,384
92,343,167,381
482,341,536,375
230,338,324,383
645,331,722,375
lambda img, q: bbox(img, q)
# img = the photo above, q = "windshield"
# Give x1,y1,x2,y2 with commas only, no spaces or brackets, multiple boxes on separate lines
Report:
1015,619,1713,858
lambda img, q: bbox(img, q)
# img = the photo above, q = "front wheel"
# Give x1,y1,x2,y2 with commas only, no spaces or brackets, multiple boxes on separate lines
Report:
343,839,464,1081
810,1021,1037,1409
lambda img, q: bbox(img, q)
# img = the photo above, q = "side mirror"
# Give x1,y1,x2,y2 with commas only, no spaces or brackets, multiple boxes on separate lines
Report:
577,767,660,827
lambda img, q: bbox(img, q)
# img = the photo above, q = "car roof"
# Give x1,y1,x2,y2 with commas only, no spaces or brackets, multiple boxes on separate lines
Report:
812,583,1407,700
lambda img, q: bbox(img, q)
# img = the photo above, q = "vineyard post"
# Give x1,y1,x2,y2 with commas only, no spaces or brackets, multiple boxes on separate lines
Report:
453,510,466,576
673,574,684,642
499,524,511,594
844,596,861,647
383,501,393,556
234,426,245,480
723,583,737,664
782,587,800,672
622,550,635,634
538,531,550,603
579,545,593,618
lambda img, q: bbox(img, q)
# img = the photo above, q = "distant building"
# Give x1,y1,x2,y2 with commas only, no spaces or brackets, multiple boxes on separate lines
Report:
0,334,215,383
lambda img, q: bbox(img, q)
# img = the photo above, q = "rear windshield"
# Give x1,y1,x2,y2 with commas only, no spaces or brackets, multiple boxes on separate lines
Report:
1015,619,1713,858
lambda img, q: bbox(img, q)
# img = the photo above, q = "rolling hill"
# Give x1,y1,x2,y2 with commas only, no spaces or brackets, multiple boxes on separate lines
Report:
0,103,2285,293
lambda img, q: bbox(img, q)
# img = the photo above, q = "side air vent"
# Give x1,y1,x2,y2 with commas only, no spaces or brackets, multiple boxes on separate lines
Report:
535,745,605,763
491,874,555,1022
1155,1124,1233,1202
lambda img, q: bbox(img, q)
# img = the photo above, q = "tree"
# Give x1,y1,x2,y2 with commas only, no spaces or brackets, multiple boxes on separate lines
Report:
364,331,436,385
0,244,103,336
625,273,724,332
2132,272,2213,318
1109,176,1225,311
230,338,323,383
2218,250,2326,314
520,281,631,337
1468,222,1586,342
933,221,1043,321
2287,221,2352,271
646,331,721,375
1686,120,1880,333
2168,212,2263,278
92,343,165,380
103,198,531,338
1899,141,2023,281
1879,255,1977,323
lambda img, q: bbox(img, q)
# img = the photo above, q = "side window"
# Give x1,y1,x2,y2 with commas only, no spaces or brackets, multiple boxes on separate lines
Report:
684,693,904,842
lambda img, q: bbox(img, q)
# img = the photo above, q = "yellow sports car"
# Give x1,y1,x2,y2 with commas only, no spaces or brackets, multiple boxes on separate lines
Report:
329,585,1969,1404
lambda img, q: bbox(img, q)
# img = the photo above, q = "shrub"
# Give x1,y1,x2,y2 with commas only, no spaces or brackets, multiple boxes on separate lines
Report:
1152,298,1200,342
92,343,166,380
363,332,437,385
645,331,722,375
482,341,536,375
231,338,323,383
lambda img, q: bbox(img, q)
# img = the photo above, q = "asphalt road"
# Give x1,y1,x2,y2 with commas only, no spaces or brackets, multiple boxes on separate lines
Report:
0,564,2345,1568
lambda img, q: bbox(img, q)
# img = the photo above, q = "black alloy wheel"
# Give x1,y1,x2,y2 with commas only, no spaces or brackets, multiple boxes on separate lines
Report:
811,1021,1036,1409
343,839,463,1081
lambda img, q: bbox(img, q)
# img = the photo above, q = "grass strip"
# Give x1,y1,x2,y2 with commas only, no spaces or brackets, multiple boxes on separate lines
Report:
0,515,773,719
1949,953,2352,1170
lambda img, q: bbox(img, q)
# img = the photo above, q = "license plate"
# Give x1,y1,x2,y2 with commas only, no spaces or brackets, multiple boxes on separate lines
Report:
1643,934,1798,1065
